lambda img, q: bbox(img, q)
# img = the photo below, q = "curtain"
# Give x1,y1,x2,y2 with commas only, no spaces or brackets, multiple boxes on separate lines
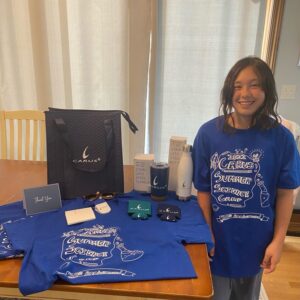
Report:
151,0,266,161
0,0,154,163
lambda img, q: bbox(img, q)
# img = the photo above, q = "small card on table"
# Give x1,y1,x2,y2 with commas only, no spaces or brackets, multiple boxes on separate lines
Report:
23,183,62,216
65,207,96,225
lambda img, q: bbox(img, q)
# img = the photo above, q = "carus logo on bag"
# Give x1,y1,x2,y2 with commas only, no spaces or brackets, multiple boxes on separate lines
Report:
72,146,101,164
82,146,89,159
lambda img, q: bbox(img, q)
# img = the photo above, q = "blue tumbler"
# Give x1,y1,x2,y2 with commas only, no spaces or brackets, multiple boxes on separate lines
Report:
150,162,169,201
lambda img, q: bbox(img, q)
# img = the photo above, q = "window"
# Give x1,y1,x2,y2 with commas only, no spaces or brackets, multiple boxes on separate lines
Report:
151,0,267,161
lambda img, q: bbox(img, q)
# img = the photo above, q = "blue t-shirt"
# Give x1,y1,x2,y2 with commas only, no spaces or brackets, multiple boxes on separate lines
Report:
0,201,27,259
4,192,213,296
192,116,300,278
0,199,77,259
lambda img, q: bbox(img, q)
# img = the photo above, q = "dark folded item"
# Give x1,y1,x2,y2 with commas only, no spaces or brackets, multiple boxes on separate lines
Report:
157,204,181,222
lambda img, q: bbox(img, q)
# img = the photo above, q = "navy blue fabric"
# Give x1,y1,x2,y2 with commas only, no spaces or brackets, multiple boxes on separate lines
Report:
192,116,300,278
157,204,181,222
0,201,27,259
3,191,213,296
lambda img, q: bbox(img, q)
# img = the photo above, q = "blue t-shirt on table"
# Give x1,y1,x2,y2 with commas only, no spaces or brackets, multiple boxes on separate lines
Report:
3,192,213,296
0,200,27,259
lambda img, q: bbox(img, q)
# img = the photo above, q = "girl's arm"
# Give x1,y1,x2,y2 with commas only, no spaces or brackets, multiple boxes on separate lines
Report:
261,188,299,273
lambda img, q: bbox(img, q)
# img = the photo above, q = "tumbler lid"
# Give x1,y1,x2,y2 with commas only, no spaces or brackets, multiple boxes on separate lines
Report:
151,162,169,169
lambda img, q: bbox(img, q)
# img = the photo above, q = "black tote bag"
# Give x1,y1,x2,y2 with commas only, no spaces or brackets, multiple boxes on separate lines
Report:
45,108,138,199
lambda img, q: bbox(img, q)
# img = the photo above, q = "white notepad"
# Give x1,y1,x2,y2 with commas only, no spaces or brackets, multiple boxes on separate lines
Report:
65,207,96,225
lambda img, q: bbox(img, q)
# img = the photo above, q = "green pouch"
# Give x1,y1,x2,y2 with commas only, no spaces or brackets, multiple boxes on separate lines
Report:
128,200,151,220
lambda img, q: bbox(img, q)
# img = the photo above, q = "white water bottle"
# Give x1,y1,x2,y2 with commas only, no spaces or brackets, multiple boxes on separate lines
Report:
176,144,193,201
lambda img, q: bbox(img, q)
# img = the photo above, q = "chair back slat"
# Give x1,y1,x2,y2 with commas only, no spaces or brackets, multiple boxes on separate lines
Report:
40,121,46,161
17,120,23,160
25,119,31,160
9,119,15,159
0,111,7,159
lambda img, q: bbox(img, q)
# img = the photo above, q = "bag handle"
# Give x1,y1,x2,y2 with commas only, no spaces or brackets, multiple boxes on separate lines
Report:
54,118,69,143
104,119,114,161
121,111,138,133
53,117,77,159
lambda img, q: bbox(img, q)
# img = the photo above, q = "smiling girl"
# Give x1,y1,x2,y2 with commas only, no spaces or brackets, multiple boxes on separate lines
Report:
192,56,300,300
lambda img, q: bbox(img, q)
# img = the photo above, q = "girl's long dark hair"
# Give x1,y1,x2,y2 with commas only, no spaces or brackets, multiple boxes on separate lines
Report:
220,56,280,132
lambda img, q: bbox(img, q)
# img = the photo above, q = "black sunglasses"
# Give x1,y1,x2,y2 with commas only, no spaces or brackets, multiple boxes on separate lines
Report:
84,192,116,201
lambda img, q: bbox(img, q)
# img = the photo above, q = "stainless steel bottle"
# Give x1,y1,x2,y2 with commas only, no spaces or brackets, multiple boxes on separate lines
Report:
176,144,193,201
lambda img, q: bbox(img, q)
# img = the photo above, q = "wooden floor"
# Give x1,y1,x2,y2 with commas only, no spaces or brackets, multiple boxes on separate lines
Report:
262,236,300,300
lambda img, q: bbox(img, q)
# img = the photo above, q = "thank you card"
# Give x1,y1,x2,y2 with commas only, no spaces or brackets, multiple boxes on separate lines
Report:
23,183,62,216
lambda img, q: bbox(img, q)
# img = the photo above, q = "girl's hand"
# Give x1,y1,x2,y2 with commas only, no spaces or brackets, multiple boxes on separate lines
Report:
208,232,215,259
260,240,284,273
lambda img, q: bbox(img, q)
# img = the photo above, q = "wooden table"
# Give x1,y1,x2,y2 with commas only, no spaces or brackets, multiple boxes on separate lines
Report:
0,159,213,300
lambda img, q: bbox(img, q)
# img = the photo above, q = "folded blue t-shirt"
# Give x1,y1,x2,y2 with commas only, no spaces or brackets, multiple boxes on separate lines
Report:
0,201,27,259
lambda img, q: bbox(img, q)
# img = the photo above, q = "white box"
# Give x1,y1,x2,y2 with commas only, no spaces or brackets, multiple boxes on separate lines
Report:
134,153,155,192
168,136,187,191
65,207,96,225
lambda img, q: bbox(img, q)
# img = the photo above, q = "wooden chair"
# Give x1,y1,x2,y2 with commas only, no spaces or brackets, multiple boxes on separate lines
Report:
0,110,46,161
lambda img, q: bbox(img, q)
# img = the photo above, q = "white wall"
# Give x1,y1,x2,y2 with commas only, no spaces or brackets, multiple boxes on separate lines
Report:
275,0,300,208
